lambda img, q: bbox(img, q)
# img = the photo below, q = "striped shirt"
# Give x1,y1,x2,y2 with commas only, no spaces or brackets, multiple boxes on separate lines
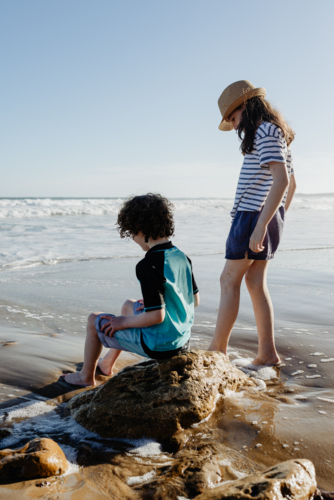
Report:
230,122,294,218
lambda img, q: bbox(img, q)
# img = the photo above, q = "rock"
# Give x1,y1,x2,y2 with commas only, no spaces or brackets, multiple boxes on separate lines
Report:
68,351,253,440
137,441,260,499
0,428,12,441
192,459,317,500
0,437,68,481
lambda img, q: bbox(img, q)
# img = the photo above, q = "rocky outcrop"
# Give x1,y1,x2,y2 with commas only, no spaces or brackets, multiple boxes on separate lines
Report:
0,437,68,481
68,351,254,440
0,429,12,441
137,441,261,499
193,459,317,500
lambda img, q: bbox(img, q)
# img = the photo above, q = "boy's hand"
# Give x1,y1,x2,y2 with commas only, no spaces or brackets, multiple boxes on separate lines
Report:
249,222,266,253
136,299,144,311
100,315,126,337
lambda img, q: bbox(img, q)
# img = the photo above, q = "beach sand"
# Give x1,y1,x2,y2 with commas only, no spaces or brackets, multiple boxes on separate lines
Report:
0,255,333,496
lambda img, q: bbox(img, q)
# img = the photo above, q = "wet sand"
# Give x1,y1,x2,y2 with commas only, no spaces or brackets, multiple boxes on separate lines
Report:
0,324,141,403
0,255,334,496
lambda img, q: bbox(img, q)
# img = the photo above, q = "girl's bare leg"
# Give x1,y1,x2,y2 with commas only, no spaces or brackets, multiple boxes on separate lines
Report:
245,260,280,365
209,258,253,354
97,299,137,376
64,312,104,386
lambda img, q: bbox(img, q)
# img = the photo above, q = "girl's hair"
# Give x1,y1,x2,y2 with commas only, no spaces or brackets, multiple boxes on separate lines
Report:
235,96,295,155
117,193,175,242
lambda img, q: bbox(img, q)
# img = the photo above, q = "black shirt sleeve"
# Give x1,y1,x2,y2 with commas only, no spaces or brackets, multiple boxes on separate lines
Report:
136,258,166,311
186,257,199,294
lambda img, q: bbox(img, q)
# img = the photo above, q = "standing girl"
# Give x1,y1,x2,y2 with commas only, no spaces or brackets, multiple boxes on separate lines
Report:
209,80,296,366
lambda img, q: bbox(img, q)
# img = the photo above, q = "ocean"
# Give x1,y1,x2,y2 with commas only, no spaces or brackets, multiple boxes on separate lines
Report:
1,194,334,272
0,194,334,493
0,194,333,337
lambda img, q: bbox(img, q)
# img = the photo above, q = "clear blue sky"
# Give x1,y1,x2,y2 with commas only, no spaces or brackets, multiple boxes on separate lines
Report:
1,0,333,198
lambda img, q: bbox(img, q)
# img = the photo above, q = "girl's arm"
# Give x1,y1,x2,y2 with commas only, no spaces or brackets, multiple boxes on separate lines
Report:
284,174,296,212
249,162,289,253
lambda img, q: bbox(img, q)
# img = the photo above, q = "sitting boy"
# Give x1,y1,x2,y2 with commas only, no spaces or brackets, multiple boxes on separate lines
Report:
64,193,200,386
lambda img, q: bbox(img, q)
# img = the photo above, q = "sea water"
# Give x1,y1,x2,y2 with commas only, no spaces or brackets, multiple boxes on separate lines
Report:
0,194,333,272
0,195,333,338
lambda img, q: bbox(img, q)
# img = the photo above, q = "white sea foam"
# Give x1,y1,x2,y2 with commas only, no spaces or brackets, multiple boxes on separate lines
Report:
231,358,277,381
0,400,56,422
0,401,169,479
291,370,304,376
127,470,156,485
0,195,333,220
1,195,334,272
126,439,164,457
58,444,80,475
0,198,124,219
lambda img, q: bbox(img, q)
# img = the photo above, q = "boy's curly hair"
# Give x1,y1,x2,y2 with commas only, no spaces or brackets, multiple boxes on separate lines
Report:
117,194,175,242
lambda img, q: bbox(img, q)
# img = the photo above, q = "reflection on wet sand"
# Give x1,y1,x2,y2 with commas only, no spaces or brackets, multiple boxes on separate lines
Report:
1,323,334,498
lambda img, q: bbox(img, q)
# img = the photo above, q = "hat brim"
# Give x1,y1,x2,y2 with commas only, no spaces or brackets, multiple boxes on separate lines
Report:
218,87,266,131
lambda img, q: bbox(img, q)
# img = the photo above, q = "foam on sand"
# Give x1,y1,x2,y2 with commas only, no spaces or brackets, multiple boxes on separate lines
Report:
127,470,156,486
317,397,334,404
0,400,56,422
126,439,164,457
232,357,278,382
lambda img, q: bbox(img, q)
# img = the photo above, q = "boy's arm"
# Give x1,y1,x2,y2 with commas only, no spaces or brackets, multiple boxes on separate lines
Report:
194,291,200,307
101,309,165,337
284,174,296,212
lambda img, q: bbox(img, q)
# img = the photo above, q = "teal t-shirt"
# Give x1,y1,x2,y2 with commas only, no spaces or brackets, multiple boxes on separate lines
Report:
135,242,198,353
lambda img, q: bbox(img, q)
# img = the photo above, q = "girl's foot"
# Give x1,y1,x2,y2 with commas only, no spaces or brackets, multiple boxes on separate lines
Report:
63,372,95,387
97,357,114,377
251,355,281,367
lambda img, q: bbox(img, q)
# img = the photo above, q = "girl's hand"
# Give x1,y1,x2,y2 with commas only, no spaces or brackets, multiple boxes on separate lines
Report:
100,315,126,337
249,223,266,253
136,299,144,312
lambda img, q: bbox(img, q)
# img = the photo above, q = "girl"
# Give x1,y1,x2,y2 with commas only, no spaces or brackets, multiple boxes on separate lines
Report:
209,80,296,366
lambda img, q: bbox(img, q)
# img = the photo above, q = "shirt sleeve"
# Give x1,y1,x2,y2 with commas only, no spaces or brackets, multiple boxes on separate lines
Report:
287,148,294,175
256,124,287,169
136,260,166,312
186,257,199,294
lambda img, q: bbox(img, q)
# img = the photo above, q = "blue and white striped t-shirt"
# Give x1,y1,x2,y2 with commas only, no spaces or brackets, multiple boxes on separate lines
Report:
230,122,294,219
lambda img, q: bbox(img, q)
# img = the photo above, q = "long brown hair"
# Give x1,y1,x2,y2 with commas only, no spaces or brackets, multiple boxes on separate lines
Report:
236,96,295,155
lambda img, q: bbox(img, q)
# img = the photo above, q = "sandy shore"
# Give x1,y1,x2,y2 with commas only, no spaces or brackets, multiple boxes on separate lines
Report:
0,256,334,496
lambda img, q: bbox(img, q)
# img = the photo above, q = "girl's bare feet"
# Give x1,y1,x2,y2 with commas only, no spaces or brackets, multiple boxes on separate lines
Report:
63,372,95,387
251,354,281,367
97,357,114,377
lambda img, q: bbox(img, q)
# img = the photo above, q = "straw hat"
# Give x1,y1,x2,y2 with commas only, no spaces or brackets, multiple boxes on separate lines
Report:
218,80,266,131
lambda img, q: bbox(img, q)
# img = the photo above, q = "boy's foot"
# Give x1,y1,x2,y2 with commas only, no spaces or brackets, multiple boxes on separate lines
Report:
97,358,114,377
63,372,95,387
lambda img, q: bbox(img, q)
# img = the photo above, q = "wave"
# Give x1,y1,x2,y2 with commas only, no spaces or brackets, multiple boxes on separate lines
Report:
0,198,124,219
0,195,332,219
0,254,142,272
2,247,334,272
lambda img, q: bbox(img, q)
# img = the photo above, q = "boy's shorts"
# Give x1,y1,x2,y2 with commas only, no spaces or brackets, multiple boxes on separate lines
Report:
225,206,285,261
95,301,150,358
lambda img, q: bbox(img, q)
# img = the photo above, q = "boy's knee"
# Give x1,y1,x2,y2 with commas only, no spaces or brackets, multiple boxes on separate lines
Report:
88,312,99,328
121,299,135,316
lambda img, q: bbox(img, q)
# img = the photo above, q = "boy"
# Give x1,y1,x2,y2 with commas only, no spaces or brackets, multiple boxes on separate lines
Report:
64,193,199,386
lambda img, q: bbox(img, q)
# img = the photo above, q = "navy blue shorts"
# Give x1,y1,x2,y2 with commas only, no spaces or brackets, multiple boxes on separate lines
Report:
225,206,285,261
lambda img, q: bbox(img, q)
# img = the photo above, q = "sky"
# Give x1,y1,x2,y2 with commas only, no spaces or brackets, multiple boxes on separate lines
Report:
1,0,333,198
